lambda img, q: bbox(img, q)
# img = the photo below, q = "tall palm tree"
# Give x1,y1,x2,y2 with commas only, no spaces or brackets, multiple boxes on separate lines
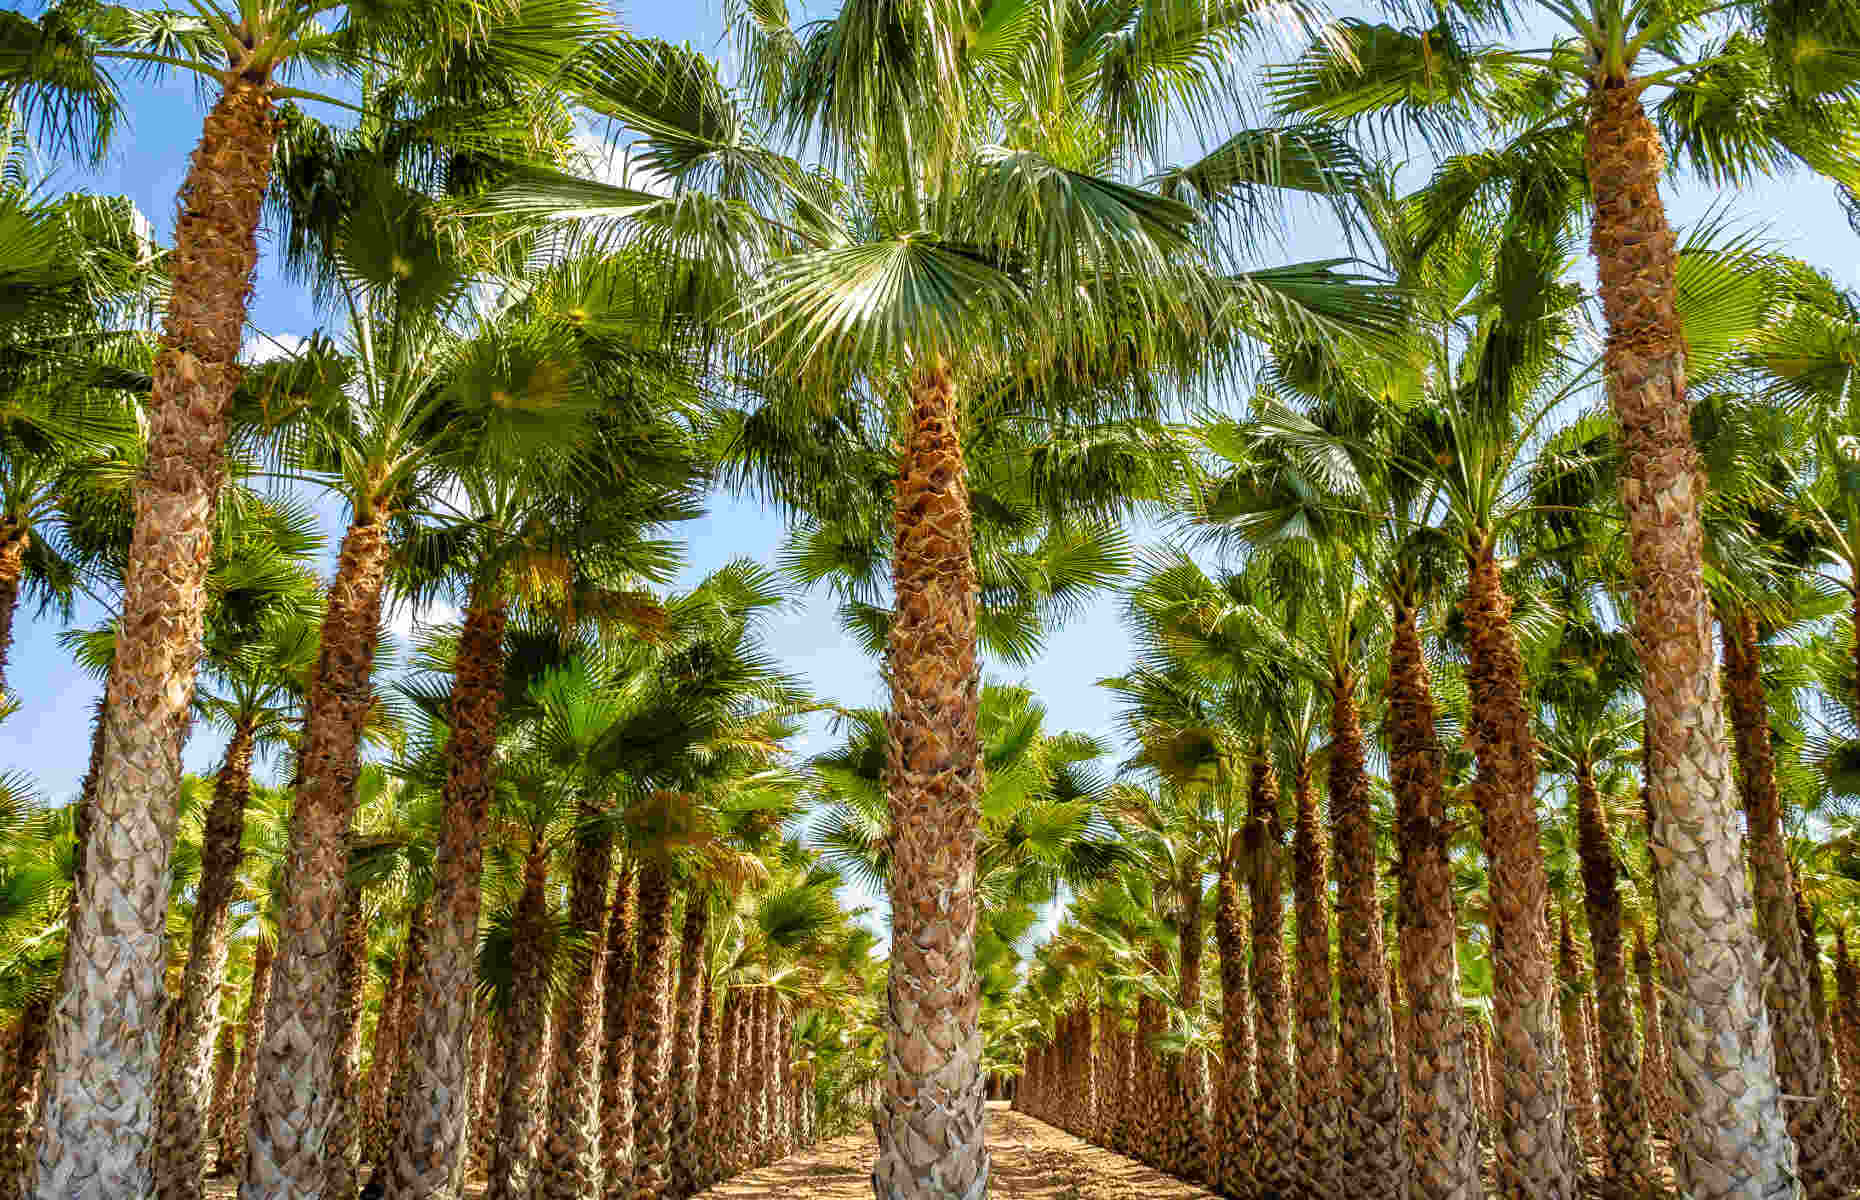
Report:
493,18,1395,1190
1270,9,1860,1184
11,7,605,1186
377,244,706,1199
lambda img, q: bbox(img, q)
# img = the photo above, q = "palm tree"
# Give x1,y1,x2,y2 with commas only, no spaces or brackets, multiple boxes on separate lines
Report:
11,5,605,1184
377,243,707,1199
1270,8,1860,1184
492,17,1397,1189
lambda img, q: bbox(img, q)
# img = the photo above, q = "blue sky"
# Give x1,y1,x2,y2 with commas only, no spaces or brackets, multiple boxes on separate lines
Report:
5,0,1858,840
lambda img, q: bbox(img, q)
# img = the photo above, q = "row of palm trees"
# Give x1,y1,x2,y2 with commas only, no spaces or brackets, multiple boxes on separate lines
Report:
2,0,1858,1195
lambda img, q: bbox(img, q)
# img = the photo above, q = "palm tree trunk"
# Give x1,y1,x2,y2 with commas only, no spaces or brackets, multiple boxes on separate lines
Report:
692,971,720,1190
1587,79,1797,1198
0,997,50,1200
1329,672,1405,1198
383,598,507,1200
873,358,988,1200
1723,605,1846,1194
0,521,29,698
1796,888,1835,1077
361,926,410,1177
153,719,257,1200
1292,756,1338,1199
241,519,394,1200
1555,912,1600,1174
713,988,743,1180
628,863,680,1200
1459,535,1575,1199
1214,865,1253,1199
1388,600,1480,1200
214,937,271,1179
1244,755,1296,1198
1834,929,1860,1146
746,989,772,1166
599,869,640,1200
1096,1000,1126,1151
204,1022,236,1173
1171,875,1210,1183
666,890,709,1199
1570,757,1654,1199
27,80,273,1198
377,902,431,1185
485,843,553,1200
1631,923,1674,1154
326,879,368,1200
538,798,614,1200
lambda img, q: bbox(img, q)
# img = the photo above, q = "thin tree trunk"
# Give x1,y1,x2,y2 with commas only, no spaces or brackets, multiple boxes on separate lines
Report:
872,359,988,1200
241,519,394,1200
538,798,614,1200
1631,923,1674,1154
214,937,271,1179
1246,755,1297,1198
666,891,709,1199
1459,536,1575,1199
1329,672,1406,1198
485,844,553,1200
0,523,29,698
712,988,743,1180
1724,606,1846,1195
154,720,257,1200
1170,874,1210,1183
692,971,720,1191
1214,865,1254,1198
628,864,680,1200
1571,758,1654,1199
204,1021,236,1175
325,879,368,1200
1292,756,1338,1198
599,869,640,1200
362,923,412,1178
0,997,50,1200
1556,912,1601,1174
1587,79,1796,1199
1835,929,1860,1148
384,598,507,1199
28,79,273,1199
1389,600,1480,1200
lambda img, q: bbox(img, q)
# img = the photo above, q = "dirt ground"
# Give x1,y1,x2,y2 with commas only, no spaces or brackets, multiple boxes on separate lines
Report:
205,1103,1210,1199
694,1102,1216,1200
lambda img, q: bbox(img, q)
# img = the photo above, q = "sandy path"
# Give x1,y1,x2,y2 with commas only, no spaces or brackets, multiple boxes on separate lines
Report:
695,1102,1216,1200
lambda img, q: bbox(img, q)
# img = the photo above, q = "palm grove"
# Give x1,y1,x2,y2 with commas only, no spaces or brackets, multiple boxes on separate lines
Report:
0,0,1857,1196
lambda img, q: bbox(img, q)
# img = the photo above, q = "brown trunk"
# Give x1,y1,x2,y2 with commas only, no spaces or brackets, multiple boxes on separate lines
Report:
214,938,272,1178
537,798,614,1200
378,903,431,1183
1214,866,1255,1198
692,969,721,1190
0,997,50,1200
1246,756,1297,1197
713,988,744,1179
241,519,394,1200
1459,536,1574,1198
599,869,640,1200
1329,673,1405,1198
383,598,508,1199
204,1022,237,1174
872,359,987,1200
0,524,28,698
1631,924,1674,1154
153,718,257,1200
667,890,710,1198
628,863,680,1200
1836,929,1860,1150
1388,600,1480,1200
1292,756,1338,1197
1724,606,1846,1195
27,80,273,1198
361,924,411,1177
485,843,553,1200
1170,872,1210,1183
1588,79,1797,1198
1571,759,1655,1199
1556,912,1600,1174
325,879,368,1200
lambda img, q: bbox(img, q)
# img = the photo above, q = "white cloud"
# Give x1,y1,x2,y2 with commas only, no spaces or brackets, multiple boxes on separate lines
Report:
571,127,676,197
242,331,308,364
